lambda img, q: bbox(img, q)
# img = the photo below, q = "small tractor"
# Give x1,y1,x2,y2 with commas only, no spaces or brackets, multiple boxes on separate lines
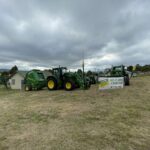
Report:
110,65,130,85
24,70,46,91
47,67,90,91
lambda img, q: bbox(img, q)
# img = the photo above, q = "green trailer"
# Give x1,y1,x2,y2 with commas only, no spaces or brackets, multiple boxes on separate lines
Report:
24,70,46,91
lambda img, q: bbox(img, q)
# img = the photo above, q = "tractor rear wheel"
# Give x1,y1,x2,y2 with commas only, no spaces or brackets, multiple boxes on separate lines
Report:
64,80,74,91
47,78,57,90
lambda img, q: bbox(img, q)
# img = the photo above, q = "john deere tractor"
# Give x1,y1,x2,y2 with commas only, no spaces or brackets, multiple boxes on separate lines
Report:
47,67,90,91
110,65,130,85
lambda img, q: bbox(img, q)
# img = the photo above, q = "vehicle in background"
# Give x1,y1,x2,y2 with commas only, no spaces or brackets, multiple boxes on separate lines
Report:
110,65,130,85
99,65,130,86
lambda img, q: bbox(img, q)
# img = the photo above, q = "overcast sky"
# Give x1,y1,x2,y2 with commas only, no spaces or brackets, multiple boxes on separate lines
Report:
0,0,150,71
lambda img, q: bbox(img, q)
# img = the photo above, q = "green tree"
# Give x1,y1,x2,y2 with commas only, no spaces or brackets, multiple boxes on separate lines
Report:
135,64,142,71
0,72,9,89
87,70,93,76
77,69,82,76
141,65,150,72
127,66,133,72
9,65,18,75
1,71,9,77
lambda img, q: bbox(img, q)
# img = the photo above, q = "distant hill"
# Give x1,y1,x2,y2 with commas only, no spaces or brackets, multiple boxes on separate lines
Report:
0,69,9,73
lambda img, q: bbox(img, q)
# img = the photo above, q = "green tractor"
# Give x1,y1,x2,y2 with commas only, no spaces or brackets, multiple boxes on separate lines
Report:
110,65,130,86
47,67,90,91
24,70,46,91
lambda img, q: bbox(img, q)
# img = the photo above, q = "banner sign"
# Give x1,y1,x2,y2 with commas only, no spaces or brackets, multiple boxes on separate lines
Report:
99,77,124,90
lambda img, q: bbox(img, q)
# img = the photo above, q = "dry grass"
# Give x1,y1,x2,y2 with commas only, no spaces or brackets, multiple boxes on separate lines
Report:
0,76,150,150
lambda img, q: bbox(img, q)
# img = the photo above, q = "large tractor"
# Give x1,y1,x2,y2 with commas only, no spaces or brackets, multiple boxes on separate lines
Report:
47,67,90,91
24,70,46,91
110,65,130,85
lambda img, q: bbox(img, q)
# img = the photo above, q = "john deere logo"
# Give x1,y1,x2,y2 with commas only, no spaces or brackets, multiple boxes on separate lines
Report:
99,79,109,87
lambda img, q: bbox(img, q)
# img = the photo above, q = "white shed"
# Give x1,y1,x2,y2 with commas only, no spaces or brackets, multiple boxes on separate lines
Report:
9,71,27,90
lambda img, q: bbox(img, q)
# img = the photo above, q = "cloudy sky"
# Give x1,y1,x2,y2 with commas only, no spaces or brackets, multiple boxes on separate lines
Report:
0,0,150,71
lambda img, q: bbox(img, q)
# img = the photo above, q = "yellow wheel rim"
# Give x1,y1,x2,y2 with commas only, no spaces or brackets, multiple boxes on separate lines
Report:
66,82,72,90
48,80,55,89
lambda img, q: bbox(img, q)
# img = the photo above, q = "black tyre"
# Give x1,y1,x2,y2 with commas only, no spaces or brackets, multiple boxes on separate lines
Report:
47,78,57,90
64,80,74,91
124,76,130,86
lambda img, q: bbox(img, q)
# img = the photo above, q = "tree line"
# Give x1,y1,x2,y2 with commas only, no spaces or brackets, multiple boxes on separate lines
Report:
127,64,150,72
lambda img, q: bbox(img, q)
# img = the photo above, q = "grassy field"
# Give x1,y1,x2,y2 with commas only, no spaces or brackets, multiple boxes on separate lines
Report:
0,76,150,150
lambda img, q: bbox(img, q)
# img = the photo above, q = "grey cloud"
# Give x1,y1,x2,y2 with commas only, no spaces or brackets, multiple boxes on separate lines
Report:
0,0,150,70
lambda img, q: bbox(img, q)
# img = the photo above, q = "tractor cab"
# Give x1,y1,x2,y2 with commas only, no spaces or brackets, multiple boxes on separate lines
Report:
52,67,67,77
111,65,126,77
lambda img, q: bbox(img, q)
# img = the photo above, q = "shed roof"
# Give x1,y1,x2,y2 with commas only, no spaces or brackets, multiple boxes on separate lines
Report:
10,71,28,78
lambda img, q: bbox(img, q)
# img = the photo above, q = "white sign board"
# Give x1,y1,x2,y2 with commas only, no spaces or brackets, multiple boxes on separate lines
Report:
98,77,124,90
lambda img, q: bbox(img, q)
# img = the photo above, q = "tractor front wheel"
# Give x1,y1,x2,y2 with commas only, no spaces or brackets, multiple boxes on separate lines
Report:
47,78,57,90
